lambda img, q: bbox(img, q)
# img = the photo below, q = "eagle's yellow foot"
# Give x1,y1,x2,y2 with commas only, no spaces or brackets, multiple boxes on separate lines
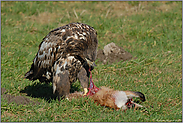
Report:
83,88,88,96
85,58,96,68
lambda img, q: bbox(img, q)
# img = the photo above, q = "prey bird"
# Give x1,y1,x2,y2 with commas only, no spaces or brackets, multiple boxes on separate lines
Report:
66,86,146,111
66,70,146,111
24,22,98,100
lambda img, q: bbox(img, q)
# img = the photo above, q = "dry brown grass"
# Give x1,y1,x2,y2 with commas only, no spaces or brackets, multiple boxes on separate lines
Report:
28,12,59,24
108,1,180,17
21,1,180,26
1,111,24,121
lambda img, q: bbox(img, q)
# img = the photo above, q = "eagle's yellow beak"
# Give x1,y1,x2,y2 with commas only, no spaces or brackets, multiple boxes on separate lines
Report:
83,88,88,96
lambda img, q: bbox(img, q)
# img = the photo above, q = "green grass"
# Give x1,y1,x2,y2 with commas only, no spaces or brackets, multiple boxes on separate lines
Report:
1,1,182,122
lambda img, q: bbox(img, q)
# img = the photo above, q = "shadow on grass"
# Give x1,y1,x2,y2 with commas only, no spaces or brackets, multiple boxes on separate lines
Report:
20,82,80,103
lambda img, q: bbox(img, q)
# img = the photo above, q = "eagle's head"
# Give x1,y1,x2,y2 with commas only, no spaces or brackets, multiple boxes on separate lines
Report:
85,58,96,70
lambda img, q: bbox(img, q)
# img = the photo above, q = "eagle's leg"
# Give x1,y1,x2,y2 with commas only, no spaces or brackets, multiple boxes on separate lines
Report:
53,66,70,101
77,66,89,96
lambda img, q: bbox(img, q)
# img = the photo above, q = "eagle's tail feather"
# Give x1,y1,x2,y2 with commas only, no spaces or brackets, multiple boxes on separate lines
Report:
24,69,34,81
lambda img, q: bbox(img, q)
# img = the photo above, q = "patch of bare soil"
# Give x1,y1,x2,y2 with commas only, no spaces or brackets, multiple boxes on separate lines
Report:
96,42,132,64
1,88,40,105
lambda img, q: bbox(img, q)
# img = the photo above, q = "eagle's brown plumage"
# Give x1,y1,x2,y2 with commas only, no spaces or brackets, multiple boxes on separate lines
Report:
24,22,98,99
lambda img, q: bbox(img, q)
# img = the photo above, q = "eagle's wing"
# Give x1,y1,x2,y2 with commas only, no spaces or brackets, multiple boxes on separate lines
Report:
52,55,90,99
52,57,70,100
123,91,146,102
25,22,98,82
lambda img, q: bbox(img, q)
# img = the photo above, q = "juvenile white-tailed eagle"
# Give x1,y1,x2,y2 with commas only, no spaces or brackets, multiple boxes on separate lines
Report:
24,22,98,100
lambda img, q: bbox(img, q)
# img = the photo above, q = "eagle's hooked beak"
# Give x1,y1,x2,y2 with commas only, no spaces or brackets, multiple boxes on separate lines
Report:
83,88,88,96
85,58,96,69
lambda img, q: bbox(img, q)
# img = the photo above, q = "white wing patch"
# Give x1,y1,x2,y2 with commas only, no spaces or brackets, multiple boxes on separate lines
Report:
74,34,78,39
61,29,66,33
37,51,45,59
79,36,86,40
40,42,48,51
113,91,128,109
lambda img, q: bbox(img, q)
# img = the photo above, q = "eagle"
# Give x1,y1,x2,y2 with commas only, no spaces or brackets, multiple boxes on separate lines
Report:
24,22,98,100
